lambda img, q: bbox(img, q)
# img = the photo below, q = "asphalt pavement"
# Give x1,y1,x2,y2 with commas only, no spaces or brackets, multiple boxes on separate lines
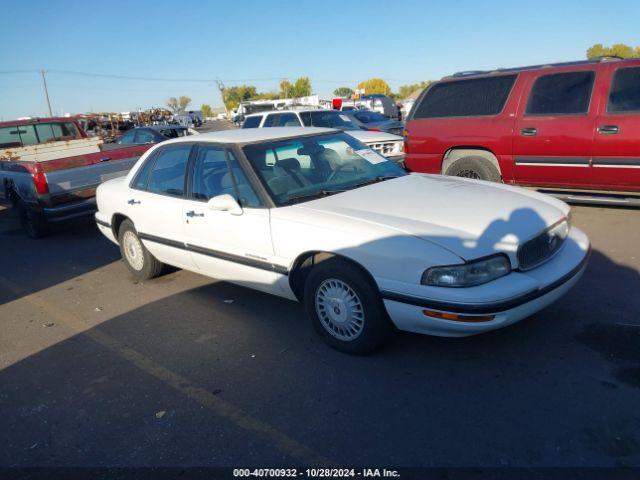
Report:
0,155,639,472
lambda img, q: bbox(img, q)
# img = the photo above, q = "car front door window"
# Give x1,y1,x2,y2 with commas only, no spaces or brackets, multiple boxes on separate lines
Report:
192,146,261,207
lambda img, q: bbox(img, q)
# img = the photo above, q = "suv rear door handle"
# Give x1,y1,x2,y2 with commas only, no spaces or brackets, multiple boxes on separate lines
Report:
186,210,204,218
597,125,619,134
520,127,538,136
127,199,141,205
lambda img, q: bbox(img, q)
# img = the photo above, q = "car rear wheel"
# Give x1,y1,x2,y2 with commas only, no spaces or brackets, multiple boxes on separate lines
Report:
445,157,502,182
303,257,393,355
118,219,164,280
18,201,48,238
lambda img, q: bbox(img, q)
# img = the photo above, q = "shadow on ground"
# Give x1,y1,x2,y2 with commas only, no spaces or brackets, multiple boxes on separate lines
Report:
0,205,119,305
1,246,639,467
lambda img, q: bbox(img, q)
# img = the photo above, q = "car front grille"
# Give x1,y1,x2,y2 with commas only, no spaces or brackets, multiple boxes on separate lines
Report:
517,220,569,270
368,141,398,156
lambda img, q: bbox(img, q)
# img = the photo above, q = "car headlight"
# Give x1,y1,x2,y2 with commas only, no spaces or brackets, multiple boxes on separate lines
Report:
395,141,404,154
421,254,511,287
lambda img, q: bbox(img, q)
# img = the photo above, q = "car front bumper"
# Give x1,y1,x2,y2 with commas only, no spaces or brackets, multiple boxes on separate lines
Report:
380,226,590,337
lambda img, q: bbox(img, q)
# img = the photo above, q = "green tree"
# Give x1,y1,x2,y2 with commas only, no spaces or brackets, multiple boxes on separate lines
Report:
291,77,312,97
222,85,258,110
357,78,391,96
397,81,432,100
333,87,354,98
201,104,213,118
587,43,640,59
279,80,294,98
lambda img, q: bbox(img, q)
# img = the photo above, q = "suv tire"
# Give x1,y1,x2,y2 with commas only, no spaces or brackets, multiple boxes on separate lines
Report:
445,156,502,182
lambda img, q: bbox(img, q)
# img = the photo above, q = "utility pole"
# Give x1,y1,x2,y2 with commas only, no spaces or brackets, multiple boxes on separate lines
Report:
215,79,227,116
40,69,53,117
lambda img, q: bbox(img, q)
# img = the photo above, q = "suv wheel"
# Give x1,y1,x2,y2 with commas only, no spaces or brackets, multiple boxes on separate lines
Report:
118,219,164,280
445,156,502,182
303,257,393,355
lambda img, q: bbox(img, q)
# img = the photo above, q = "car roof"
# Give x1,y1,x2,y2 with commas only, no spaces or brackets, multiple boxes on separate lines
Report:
244,109,334,118
160,127,336,145
441,57,640,81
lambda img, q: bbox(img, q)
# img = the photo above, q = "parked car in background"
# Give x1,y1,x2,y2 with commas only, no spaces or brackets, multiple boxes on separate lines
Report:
241,109,405,164
95,127,589,354
360,94,399,119
405,57,640,206
116,125,194,145
0,117,152,237
339,110,404,135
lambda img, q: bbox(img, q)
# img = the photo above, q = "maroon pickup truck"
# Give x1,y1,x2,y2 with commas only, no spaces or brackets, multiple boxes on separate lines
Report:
405,57,640,206
0,117,152,237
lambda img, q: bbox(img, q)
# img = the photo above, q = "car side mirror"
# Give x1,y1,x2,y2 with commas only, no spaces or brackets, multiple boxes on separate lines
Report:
207,194,243,215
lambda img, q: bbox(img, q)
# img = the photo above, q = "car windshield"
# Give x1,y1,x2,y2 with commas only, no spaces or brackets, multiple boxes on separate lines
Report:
242,132,406,206
353,111,389,123
300,111,360,131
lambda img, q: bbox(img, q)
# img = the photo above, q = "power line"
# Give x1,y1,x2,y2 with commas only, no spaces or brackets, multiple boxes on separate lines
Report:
0,69,424,84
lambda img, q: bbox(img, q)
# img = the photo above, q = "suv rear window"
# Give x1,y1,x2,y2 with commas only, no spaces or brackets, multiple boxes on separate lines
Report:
413,75,516,119
526,71,594,115
242,116,262,128
608,67,640,113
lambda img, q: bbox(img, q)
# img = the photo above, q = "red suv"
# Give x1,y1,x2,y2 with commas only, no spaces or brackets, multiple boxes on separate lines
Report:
404,57,640,204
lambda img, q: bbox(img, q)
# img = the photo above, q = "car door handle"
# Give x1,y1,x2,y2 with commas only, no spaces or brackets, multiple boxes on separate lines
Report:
185,210,204,218
127,199,141,205
99,156,111,162
520,127,538,136
597,125,619,134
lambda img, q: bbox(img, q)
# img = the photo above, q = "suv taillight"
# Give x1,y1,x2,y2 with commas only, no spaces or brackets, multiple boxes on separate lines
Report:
32,166,49,195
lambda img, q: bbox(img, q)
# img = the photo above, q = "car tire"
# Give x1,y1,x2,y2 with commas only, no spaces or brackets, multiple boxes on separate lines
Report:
303,257,394,355
118,219,164,280
445,156,502,182
18,201,48,238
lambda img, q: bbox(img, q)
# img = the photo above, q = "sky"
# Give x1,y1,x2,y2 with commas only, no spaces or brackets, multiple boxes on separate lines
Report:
1,0,639,120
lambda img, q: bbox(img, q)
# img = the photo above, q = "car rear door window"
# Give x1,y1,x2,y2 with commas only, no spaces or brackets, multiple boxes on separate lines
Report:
608,67,640,113
146,145,192,197
526,71,595,115
413,75,516,118
242,116,262,128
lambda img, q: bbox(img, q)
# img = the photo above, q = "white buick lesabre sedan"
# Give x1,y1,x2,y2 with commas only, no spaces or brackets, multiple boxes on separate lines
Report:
95,127,590,354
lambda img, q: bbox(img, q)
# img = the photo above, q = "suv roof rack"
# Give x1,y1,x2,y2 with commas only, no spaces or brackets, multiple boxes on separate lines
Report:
451,70,488,77
446,56,626,80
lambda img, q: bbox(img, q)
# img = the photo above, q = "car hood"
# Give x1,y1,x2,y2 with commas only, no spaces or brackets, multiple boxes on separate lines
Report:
345,129,402,142
294,174,569,261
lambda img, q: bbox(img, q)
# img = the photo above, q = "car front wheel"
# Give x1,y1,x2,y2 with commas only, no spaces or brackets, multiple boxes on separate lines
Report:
304,257,393,355
118,219,164,280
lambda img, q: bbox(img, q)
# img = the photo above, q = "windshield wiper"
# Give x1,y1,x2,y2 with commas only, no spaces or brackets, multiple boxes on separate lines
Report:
282,188,345,205
354,175,401,188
